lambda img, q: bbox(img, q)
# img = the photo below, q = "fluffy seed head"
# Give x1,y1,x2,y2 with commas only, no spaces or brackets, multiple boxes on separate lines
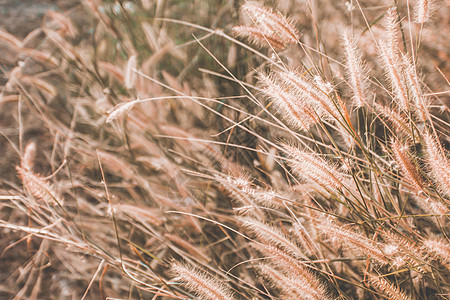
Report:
403,54,429,122
233,3,299,50
423,239,450,263
379,42,409,111
253,243,329,299
342,32,369,107
414,0,434,23
423,132,450,197
171,262,235,300
259,72,319,130
280,70,341,121
366,273,412,300
318,220,389,265
240,217,305,259
291,223,318,257
257,263,327,300
384,8,401,51
391,140,424,194
374,103,412,141
382,231,430,273
106,101,136,123
313,75,334,95
16,166,60,205
283,144,345,191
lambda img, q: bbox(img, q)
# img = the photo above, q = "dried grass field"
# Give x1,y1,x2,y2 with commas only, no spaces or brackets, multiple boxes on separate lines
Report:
0,0,449,299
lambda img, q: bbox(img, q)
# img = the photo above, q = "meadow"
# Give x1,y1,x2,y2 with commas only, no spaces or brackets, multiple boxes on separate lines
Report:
0,0,449,299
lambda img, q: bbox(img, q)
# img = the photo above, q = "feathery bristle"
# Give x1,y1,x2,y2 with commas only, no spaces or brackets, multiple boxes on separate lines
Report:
367,273,412,300
257,263,326,300
374,103,410,135
291,223,318,257
384,8,401,51
318,220,389,265
280,70,341,121
415,0,433,23
254,243,329,299
233,26,285,50
259,72,319,130
423,239,450,263
16,166,60,205
382,231,430,272
423,132,450,197
379,42,409,111
220,173,283,209
171,262,235,300
283,144,345,191
97,150,135,180
241,217,305,259
233,3,299,50
414,196,449,218
219,173,254,200
313,76,334,95
391,140,424,194
342,32,369,107
106,101,136,123
403,54,429,122
217,173,265,217
379,8,410,110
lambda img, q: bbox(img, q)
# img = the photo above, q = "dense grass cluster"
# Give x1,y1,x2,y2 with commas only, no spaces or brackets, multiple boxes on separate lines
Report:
0,0,449,299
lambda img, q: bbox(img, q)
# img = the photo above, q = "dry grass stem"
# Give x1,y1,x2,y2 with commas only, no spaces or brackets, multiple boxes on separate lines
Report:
1,1,448,298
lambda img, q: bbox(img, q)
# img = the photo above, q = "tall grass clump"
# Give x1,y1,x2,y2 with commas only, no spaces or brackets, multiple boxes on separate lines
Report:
0,0,448,299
